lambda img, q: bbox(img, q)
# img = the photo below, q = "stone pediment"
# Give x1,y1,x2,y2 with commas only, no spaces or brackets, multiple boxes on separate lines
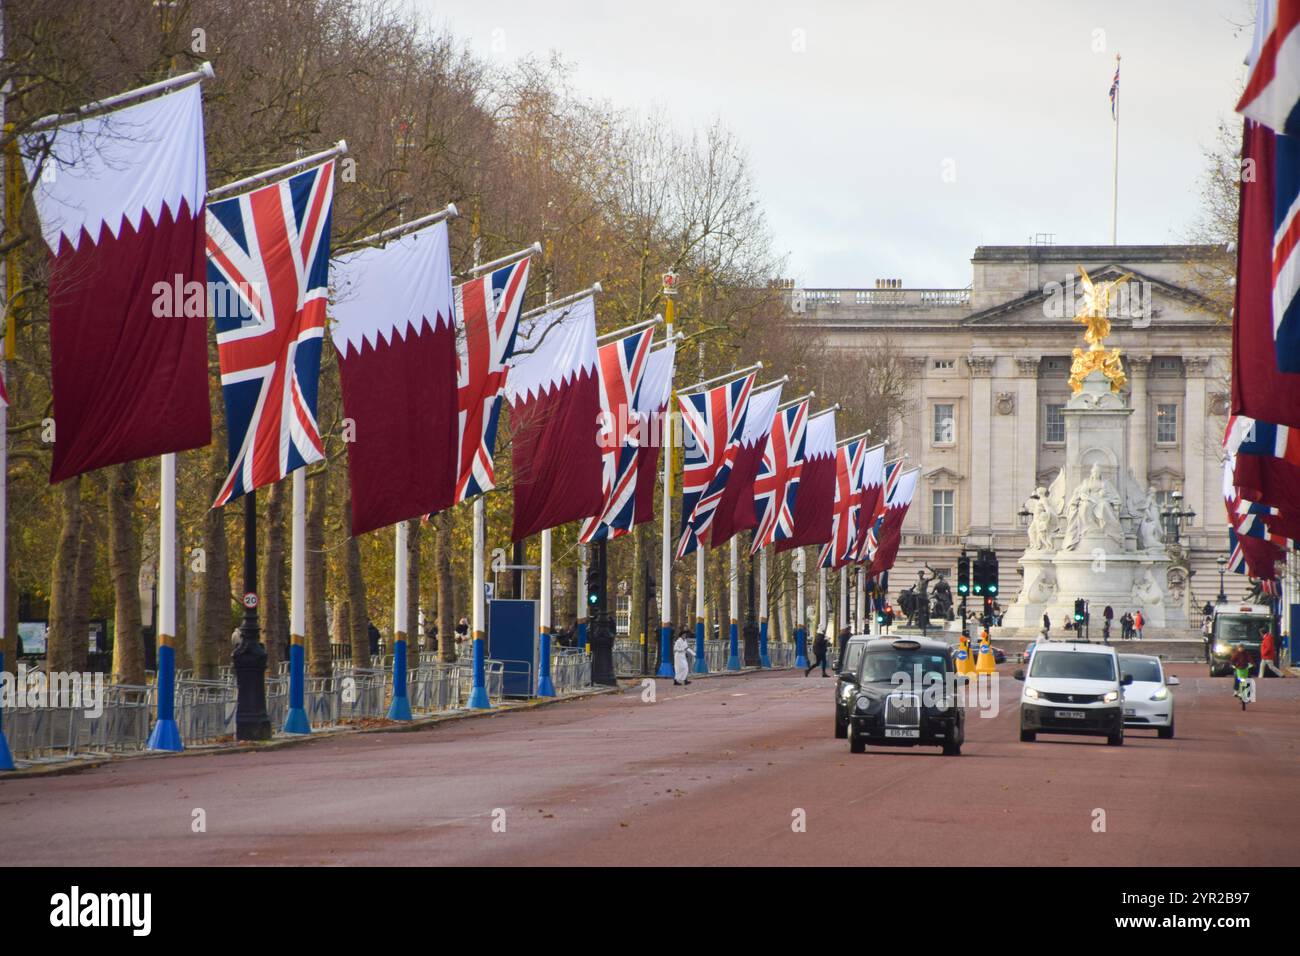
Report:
924,466,964,483
961,264,1217,328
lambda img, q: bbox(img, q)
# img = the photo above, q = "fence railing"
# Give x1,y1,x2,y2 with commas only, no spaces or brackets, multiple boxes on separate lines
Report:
551,650,592,693
768,642,796,669
2,684,155,760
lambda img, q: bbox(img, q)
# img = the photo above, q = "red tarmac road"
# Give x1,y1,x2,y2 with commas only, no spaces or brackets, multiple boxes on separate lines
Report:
2,664,1298,866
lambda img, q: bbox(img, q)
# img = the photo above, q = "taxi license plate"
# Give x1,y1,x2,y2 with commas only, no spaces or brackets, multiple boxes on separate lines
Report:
885,728,920,738
1054,710,1086,719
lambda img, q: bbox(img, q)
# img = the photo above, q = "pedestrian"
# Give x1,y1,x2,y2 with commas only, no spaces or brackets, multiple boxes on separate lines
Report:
1133,609,1144,640
367,620,381,656
1260,629,1276,678
672,628,693,686
805,632,830,677
1042,612,1051,636
836,626,850,667
1119,612,1131,640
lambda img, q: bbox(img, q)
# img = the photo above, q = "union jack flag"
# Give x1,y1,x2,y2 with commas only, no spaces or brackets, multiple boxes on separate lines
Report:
580,326,655,542
819,438,867,569
676,372,755,558
454,258,531,502
751,399,808,554
208,161,334,506
1109,58,1120,119
858,458,902,563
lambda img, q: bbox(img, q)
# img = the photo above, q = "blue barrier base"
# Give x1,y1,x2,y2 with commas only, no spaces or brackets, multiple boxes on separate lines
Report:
283,708,311,735
537,675,556,697
0,730,13,770
468,686,491,709
146,719,184,753
759,622,770,668
727,623,740,670
693,620,708,674
387,695,413,721
656,626,675,677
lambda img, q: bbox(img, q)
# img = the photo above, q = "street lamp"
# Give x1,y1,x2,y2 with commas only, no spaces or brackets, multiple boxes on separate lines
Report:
1216,554,1228,604
1160,490,1196,544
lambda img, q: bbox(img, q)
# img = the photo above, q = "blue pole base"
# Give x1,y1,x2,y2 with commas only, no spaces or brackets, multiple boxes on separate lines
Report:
468,686,492,709
759,622,770,668
387,695,413,721
0,730,14,770
656,624,675,678
727,622,740,670
146,719,184,753
283,707,311,735
693,620,708,673
760,652,771,668
537,675,557,697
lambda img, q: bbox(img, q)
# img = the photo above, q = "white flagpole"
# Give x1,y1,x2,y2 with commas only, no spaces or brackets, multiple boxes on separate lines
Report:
468,233,491,710
146,453,182,750
1111,53,1120,245
818,564,828,642
759,546,771,667
538,527,555,695
856,565,866,635
283,469,309,733
0,8,11,767
839,565,848,642
577,545,588,650
694,545,707,673
387,520,412,719
795,548,808,667
658,383,675,678
728,537,741,669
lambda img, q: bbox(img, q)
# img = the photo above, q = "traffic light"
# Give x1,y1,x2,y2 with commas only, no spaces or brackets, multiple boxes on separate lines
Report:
957,552,970,596
1073,598,1086,623
586,564,602,609
971,552,985,596
984,549,999,596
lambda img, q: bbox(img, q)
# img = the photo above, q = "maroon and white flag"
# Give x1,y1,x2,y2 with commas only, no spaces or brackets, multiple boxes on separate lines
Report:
865,468,919,576
631,341,676,529
505,295,603,541
776,410,837,551
22,84,210,482
331,221,457,536
709,383,783,547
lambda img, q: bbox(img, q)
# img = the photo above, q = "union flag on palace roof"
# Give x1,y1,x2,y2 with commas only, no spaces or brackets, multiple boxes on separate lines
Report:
331,220,457,536
21,83,210,483
208,161,334,506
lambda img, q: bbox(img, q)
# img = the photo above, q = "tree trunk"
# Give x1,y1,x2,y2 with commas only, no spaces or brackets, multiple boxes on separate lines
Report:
406,518,421,669
46,476,83,675
108,462,145,684
259,481,286,675
436,510,456,663
197,450,232,681
630,523,646,657
305,473,331,679
342,497,369,668
68,476,99,675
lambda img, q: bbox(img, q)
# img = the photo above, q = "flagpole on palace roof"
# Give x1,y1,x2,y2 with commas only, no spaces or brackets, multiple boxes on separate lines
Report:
1111,52,1121,245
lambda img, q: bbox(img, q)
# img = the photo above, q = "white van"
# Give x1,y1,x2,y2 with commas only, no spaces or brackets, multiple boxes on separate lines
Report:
1014,642,1129,746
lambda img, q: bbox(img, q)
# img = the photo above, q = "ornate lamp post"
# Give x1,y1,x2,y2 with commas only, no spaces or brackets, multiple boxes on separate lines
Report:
1216,554,1228,604
1160,490,1196,544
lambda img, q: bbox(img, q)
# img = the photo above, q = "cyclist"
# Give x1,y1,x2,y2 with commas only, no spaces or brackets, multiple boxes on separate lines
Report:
1229,643,1254,697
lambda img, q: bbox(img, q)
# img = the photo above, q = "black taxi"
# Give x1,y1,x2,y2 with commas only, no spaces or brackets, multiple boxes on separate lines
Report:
833,634,874,739
843,637,965,756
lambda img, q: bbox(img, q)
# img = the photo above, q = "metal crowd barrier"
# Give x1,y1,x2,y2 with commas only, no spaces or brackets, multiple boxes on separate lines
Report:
613,639,643,677
551,650,593,693
768,642,796,669
175,679,238,745
409,664,460,714
3,683,156,760
703,639,730,672
454,660,505,705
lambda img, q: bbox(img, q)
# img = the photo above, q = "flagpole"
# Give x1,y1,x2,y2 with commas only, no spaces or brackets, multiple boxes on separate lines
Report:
657,280,677,679
537,279,557,697
25,61,214,135
468,232,492,710
727,537,741,670
759,546,771,667
577,545,588,651
283,469,310,733
818,564,828,642
207,141,349,203
1111,53,1120,245
694,547,707,673
795,549,808,668
856,565,866,635
387,521,413,719
146,453,183,751
522,282,603,321
839,565,848,643
0,14,13,768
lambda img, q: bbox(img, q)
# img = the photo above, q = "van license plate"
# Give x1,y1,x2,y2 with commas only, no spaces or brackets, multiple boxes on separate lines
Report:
1054,710,1086,719
885,728,920,738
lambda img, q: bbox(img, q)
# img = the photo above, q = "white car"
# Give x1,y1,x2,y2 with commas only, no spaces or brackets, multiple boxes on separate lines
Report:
1118,653,1178,739
1016,642,1128,746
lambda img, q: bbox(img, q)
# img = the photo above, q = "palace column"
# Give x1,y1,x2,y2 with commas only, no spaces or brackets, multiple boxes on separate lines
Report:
1014,357,1041,526
1127,354,1151,488
965,355,996,535
1182,355,1209,532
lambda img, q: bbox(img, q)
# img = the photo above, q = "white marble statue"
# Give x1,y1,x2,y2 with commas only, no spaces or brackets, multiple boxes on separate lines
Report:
1136,485,1166,551
1131,569,1164,607
1026,568,1057,604
1025,486,1060,552
1062,464,1124,550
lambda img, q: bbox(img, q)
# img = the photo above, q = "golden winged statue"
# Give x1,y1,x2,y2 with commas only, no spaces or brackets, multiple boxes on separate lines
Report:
1068,266,1131,393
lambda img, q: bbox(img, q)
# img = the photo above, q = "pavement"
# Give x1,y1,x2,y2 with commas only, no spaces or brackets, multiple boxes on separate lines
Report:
1,664,1297,866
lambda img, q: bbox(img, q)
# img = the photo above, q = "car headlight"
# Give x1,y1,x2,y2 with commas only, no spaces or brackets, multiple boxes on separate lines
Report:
839,683,854,700
1024,687,1041,700
1214,643,1229,655
1103,690,1120,703
855,697,871,712
1150,687,1169,701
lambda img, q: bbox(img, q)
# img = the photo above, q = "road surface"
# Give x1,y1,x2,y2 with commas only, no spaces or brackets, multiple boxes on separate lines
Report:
2,664,1297,865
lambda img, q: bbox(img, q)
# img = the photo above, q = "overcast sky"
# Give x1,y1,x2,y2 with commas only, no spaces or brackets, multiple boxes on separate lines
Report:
417,0,1253,288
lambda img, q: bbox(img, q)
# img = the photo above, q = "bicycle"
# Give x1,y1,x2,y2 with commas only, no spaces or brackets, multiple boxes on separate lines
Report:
1233,665,1255,711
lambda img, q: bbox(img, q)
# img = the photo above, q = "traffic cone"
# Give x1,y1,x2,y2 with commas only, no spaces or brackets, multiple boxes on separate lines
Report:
955,637,974,676
975,638,997,674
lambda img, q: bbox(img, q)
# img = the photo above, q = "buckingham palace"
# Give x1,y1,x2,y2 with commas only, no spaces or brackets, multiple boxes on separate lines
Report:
789,242,1244,616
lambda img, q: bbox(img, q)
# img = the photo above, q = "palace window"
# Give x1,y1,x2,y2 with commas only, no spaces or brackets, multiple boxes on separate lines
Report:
931,489,955,535
1044,403,1066,444
615,595,630,635
933,359,955,371
933,403,955,444
1156,403,1179,444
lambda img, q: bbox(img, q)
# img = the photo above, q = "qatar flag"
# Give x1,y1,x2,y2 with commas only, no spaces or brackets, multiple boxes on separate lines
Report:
21,84,210,482
850,443,887,562
865,468,919,577
331,221,457,536
505,296,603,541
709,383,783,547
776,410,837,551
630,341,676,529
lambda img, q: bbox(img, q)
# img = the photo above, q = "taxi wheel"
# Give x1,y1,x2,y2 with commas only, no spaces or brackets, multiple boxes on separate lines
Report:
942,741,961,756
849,725,866,754
1107,731,1124,746
834,718,848,739
1019,729,1036,742
1157,723,1174,739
